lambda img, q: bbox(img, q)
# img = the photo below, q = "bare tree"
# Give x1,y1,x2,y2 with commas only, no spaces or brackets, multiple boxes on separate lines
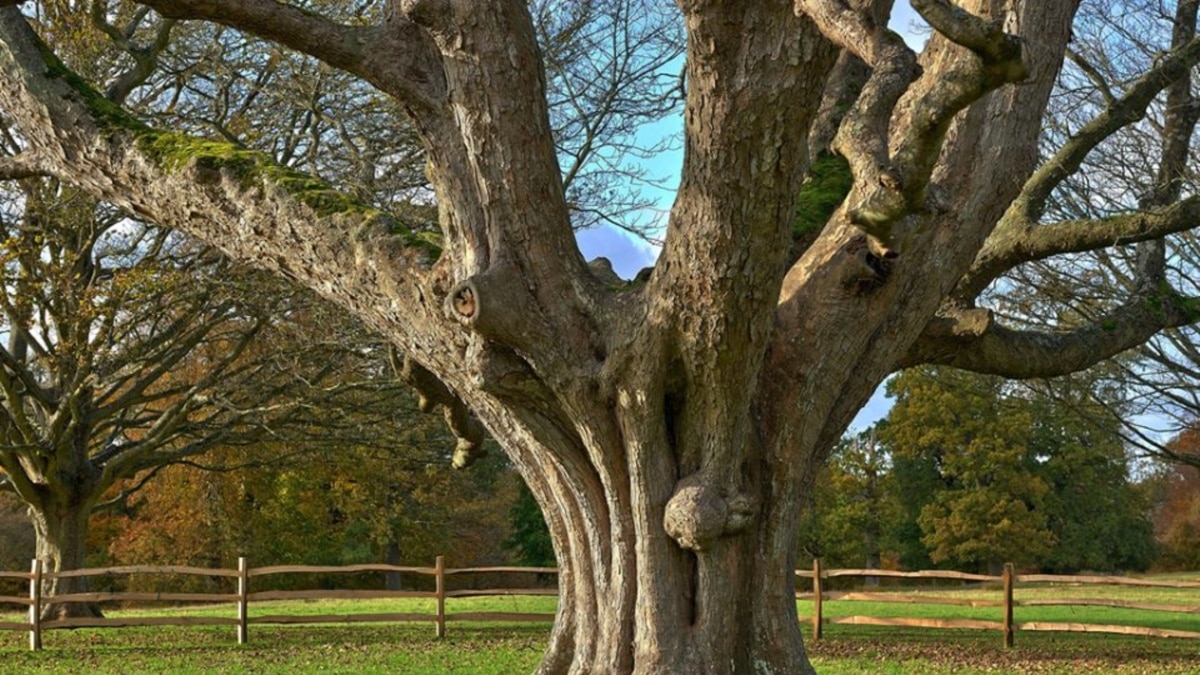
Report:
1,0,1199,672
0,177,416,618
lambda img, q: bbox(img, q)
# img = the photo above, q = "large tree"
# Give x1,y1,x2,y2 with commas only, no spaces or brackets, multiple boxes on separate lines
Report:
2,0,1200,672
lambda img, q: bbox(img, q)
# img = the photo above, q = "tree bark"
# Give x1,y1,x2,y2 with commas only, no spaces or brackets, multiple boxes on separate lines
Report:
28,500,103,620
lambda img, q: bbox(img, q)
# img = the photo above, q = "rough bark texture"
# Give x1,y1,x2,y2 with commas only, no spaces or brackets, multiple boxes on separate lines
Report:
1,1,1197,672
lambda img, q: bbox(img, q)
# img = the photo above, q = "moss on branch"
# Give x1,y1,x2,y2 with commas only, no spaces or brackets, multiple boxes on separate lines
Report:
35,32,441,258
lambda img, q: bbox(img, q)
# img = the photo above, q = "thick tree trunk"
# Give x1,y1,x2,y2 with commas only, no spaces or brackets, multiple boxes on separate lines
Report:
502,436,815,675
29,502,103,620
0,1,1087,673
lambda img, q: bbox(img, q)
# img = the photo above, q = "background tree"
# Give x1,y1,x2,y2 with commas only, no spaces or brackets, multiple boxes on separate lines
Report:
1028,383,1158,573
880,368,1056,572
0,182,421,617
505,480,557,568
103,432,517,593
6,1,1200,672
797,432,902,572
1151,428,1200,568
879,366,1157,573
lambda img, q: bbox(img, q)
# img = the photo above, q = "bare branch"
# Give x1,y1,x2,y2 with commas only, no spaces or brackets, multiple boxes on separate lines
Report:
904,293,1199,379
135,0,445,109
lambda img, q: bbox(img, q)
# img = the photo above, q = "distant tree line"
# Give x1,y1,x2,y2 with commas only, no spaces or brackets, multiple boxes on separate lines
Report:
797,366,1199,575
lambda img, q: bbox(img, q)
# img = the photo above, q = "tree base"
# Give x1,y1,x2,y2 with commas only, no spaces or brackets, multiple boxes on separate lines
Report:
41,601,104,622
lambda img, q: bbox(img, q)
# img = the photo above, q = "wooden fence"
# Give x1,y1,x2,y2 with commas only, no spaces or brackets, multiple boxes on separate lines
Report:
3,558,1199,650
0,556,556,650
797,559,1200,647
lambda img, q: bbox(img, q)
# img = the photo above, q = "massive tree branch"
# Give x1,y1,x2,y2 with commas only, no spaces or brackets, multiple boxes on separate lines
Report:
0,8,442,356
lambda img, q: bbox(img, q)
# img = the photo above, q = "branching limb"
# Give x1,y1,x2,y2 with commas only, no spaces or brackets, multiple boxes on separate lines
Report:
1010,40,1200,222
955,2,1200,301
958,39,1200,297
903,291,1200,379
881,1,1026,238
798,0,1025,247
797,1,919,245
134,0,445,109
89,1,177,103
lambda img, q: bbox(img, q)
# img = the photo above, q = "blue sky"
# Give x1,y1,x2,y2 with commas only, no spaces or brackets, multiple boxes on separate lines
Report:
574,4,928,429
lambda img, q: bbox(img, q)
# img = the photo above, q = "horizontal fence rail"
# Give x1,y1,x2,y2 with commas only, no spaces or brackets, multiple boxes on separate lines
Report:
0,556,559,649
796,559,1200,647
2,557,1198,650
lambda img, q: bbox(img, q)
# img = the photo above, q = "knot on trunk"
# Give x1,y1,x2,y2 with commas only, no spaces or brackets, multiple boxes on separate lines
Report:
840,234,897,294
663,475,757,551
445,266,536,346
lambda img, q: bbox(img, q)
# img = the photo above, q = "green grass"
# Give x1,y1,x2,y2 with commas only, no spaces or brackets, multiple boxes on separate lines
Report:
1,578,1198,673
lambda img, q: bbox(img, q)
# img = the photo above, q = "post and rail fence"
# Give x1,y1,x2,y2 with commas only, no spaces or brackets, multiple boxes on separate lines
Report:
798,559,1200,646
2,557,1198,650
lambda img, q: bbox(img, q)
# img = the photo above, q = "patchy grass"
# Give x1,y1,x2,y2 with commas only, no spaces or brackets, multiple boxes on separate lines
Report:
1,577,1198,673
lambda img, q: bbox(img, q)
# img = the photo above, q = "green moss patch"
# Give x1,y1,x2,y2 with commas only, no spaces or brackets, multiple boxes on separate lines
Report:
795,152,853,238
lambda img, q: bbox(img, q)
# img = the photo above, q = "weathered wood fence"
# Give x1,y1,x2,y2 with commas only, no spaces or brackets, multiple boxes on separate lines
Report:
4,558,1199,650
798,559,1200,647
0,556,556,650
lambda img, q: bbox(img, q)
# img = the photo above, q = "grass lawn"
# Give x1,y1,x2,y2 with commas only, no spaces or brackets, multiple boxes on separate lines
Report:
0,576,1196,673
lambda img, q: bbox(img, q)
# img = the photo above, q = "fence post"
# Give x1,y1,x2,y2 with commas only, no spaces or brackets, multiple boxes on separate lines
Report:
1002,562,1014,648
28,558,42,651
435,555,446,639
812,558,823,641
237,557,249,645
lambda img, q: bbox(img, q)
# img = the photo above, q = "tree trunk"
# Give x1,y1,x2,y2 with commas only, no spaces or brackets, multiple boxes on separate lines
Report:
384,540,403,591
500,431,815,675
29,502,103,620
